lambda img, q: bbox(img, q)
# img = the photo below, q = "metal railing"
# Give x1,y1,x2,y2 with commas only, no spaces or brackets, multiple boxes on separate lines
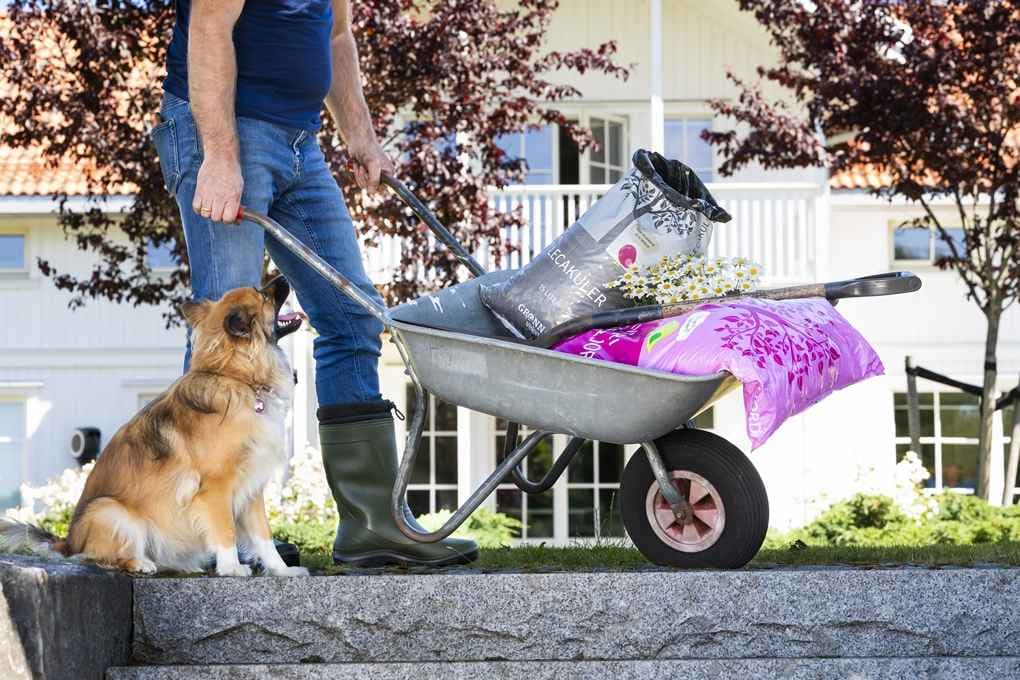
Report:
362,181,827,285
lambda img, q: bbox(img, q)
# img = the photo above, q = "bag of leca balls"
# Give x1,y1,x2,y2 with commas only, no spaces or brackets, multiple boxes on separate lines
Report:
480,149,732,340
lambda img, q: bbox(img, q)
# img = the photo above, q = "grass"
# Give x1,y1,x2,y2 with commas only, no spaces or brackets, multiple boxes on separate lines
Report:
297,541,1020,575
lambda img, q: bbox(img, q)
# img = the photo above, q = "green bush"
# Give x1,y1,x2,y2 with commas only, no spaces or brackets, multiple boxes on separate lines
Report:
772,492,1020,549
271,507,523,555
37,506,73,539
416,507,523,548
272,519,336,555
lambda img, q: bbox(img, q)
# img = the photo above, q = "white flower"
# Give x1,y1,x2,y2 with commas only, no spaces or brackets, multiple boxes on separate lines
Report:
4,462,95,524
264,445,338,526
610,254,764,306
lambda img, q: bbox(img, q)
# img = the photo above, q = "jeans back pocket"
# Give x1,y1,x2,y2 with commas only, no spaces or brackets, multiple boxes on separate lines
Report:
149,117,182,195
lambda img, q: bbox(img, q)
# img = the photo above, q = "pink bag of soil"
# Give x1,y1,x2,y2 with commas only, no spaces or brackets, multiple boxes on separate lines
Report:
553,298,884,448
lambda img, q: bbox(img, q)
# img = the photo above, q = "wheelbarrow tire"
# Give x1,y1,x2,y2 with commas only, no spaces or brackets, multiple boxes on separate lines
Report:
620,428,768,569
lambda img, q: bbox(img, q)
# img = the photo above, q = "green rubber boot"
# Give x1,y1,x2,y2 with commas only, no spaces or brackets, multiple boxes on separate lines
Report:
319,399,479,567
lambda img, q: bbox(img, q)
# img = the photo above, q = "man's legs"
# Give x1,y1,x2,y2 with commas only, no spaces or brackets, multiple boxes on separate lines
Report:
262,144,383,406
265,137,477,566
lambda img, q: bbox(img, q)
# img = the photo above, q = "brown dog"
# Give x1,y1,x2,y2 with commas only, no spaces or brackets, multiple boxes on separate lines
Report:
1,277,307,576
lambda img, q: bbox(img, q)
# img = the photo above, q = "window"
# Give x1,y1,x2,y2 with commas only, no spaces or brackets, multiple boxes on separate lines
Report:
566,440,626,538
665,118,714,182
494,419,555,540
146,240,178,270
589,117,626,184
893,227,965,263
496,126,555,184
894,392,979,491
0,401,26,510
0,234,26,271
405,386,459,517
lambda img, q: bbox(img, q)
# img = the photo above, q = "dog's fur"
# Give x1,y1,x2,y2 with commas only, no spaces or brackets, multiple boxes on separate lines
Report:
0,277,307,576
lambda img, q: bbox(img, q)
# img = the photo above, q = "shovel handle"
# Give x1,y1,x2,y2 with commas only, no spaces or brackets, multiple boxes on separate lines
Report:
534,271,922,348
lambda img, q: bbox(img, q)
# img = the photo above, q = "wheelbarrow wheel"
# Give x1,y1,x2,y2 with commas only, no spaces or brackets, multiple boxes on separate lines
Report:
620,428,768,569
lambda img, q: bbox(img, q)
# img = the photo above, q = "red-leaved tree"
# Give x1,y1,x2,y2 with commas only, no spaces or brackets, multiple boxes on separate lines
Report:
0,0,628,316
704,0,1019,501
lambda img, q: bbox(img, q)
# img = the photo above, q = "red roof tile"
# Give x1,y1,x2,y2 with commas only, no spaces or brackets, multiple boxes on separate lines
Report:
0,144,102,196
828,164,894,190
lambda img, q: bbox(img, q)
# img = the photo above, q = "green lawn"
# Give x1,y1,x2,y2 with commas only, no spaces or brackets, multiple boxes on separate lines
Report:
299,541,1020,574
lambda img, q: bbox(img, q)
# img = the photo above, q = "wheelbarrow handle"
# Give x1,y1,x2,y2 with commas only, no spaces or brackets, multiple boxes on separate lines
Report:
235,207,393,325
380,173,488,279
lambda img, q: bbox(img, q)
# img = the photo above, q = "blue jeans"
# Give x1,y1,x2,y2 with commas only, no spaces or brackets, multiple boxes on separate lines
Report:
150,92,384,406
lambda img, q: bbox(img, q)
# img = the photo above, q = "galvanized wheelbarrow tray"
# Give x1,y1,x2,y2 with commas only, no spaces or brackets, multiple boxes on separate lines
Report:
240,174,921,568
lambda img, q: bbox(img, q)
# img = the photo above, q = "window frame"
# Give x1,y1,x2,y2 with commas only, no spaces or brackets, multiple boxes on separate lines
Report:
890,222,966,267
664,116,715,182
564,439,630,540
496,125,559,185
583,114,629,185
493,421,558,541
894,390,984,494
0,228,30,277
404,387,460,517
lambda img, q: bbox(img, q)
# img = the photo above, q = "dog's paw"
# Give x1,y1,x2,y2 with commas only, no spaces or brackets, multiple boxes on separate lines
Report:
125,558,158,574
267,565,309,577
216,563,253,577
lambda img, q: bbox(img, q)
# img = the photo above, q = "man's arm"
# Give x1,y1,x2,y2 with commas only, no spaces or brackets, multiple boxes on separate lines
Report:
326,0,393,192
188,0,246,223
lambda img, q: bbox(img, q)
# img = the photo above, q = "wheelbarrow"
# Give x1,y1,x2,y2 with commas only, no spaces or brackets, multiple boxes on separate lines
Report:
239,174,922,568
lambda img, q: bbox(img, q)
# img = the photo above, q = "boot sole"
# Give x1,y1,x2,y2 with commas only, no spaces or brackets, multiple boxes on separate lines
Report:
333,547,479,568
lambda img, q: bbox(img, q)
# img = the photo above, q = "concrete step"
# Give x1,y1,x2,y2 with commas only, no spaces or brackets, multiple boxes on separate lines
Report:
106,658,1020,680
131,567,1020,666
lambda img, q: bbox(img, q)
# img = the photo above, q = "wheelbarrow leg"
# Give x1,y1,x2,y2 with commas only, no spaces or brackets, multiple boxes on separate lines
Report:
642,440,694,524
389,335,550,542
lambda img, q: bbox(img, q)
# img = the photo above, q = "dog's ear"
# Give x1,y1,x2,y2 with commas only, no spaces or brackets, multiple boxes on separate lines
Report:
224,308,252,338
180,300,211,327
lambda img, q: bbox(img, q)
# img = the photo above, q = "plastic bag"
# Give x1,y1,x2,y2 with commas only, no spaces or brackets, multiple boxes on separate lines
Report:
553,298,884,448
479,150,731,339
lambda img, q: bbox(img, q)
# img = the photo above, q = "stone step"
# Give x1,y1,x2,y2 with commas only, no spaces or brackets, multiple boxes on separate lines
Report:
105,658,1020,680
2,554,132,680
132,567,1020,666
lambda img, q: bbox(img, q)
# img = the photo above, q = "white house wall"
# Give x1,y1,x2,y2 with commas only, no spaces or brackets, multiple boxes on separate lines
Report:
0,214,185,487
529,0,818,184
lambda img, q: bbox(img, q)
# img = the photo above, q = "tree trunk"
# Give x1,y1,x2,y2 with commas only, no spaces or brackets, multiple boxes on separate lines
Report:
1003,377,1020,506
976,301,1002,501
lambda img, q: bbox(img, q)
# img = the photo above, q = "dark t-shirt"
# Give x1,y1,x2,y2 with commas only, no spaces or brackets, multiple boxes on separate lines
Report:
164,0,334,131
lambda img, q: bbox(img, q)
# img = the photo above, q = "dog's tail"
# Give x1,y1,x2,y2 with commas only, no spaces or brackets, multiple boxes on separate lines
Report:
0,517,70,558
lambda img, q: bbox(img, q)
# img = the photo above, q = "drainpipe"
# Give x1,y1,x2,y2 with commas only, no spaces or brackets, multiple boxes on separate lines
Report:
649,0,665,154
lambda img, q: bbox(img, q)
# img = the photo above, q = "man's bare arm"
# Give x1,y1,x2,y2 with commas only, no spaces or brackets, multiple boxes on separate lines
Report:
188,0,246,223
327,0,393,191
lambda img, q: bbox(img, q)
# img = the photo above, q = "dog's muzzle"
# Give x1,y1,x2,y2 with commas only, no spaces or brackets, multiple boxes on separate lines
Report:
261,276,304,340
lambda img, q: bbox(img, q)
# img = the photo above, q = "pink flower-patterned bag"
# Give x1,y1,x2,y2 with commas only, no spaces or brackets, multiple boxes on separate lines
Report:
553,297,884,448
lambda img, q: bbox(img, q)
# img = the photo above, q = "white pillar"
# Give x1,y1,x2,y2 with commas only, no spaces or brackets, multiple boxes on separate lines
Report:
290,321,312,456
989,409,1006,506
457,408,496,511
649,0,665,154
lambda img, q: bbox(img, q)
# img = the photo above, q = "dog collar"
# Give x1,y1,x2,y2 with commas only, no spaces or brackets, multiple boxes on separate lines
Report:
252,384,277,414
